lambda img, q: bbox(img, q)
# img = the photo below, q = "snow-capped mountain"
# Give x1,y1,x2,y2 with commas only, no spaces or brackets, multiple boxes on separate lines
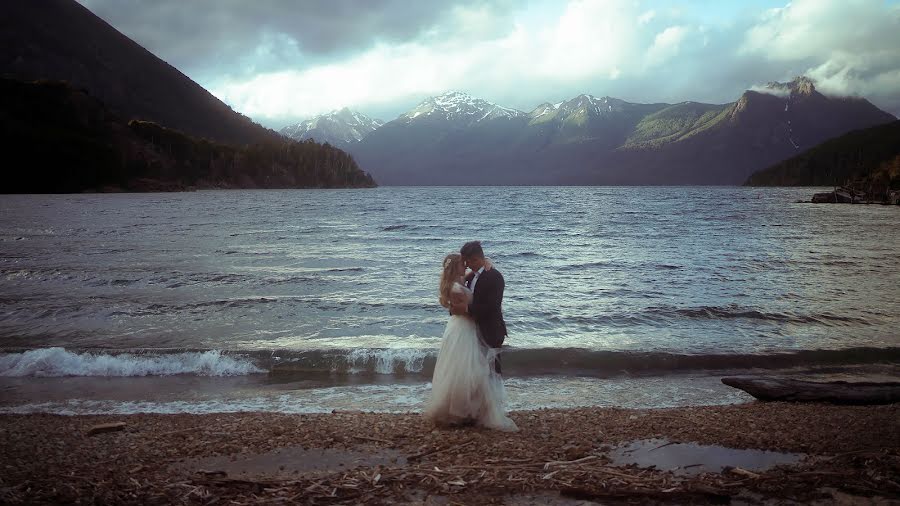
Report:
399,91,524,125
527,95,656,132
280,108,383,147
560,94,627,116
527,102,562,121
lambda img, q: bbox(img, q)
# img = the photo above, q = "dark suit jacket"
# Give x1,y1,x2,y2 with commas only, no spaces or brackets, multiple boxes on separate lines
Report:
465,268,507,349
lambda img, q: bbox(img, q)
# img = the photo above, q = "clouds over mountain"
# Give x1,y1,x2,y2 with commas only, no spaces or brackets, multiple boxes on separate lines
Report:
78,0,900,126
741,0,900,111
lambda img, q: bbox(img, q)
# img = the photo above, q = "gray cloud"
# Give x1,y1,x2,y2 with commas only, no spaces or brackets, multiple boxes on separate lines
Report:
739,0,900,116
78,0,512,78
77,0,900,126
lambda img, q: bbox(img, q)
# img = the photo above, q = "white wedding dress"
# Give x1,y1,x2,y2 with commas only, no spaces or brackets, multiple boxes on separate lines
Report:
424,282,518,432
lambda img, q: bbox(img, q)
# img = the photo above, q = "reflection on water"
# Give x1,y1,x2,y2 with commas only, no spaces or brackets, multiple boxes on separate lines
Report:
607,438,805,475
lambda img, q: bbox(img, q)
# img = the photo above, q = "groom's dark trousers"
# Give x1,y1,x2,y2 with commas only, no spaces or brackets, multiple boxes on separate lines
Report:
466,269,508,374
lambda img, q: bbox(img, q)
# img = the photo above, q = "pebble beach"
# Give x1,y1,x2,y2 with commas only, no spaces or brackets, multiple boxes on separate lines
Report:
2,402,898,504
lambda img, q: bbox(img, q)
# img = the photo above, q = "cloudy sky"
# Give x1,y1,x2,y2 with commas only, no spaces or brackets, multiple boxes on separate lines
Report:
79,0,900,128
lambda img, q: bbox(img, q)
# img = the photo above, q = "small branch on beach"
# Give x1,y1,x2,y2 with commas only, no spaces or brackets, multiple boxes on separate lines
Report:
542,469,561,480
589,466,644,480
353,435,392,445
303,480,328,493
651,441,678,451
787,471,854,478
438,462,540,470
408,438,475,461
158,426,204,437
561,484,732,503
196,469,227,478
829,448,885,458
543,455,598,470
52,473,96,482
725,466,761,479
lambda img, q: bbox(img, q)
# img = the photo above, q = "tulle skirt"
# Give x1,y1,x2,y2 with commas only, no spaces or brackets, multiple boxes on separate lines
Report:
424,316,518,432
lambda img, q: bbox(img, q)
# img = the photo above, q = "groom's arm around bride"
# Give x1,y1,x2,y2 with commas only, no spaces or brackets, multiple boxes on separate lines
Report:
467,268,506,349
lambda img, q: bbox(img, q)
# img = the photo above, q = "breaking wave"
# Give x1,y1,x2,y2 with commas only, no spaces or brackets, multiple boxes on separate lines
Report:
0,348,263,377
2,346,897,379
266,346,900,378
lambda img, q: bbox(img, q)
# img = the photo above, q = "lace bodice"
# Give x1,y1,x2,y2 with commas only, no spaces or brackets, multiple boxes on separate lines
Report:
451,282,473,304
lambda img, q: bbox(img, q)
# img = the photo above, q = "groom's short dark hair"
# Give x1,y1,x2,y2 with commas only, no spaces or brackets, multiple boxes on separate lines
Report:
460,241,484,258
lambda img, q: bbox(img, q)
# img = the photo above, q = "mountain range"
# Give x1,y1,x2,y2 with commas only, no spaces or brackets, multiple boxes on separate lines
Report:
2,0,275,146
284,79,896,185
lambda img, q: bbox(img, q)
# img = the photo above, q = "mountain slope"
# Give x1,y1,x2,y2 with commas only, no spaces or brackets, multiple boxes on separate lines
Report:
623,102,730,148
1,78,375,193
611,78,897,184
1,0,272,145
745,120,900,187
280,108,383,148
1,0,376,192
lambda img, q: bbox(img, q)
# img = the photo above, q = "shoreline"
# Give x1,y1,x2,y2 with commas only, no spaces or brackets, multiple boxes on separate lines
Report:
2,403,898,504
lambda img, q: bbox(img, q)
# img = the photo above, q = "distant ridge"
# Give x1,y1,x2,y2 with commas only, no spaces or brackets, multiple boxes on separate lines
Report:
1,0,273,145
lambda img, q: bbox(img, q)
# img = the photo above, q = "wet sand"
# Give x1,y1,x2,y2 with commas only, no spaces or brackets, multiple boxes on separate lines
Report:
1,402,898,504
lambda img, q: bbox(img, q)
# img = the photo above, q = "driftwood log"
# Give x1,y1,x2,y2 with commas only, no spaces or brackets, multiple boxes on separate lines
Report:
86,421,127,436
722,377,900,405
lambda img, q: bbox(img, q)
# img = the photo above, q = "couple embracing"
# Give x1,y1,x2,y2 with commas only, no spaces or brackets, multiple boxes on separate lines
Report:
424,241,518,432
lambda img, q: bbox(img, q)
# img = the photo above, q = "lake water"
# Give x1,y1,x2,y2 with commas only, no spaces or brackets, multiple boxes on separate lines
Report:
1,187,898,414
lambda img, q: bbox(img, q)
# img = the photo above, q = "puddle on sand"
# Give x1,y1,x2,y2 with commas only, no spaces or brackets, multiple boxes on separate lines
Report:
607,438,805,476
174,446,406,480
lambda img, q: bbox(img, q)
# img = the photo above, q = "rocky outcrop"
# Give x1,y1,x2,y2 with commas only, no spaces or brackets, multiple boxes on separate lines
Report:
722,377,900,404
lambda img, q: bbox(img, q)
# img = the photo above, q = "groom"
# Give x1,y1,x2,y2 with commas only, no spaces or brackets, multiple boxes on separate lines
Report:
451,241,507,374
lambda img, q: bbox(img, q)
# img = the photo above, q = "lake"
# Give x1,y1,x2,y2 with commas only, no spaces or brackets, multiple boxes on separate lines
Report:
1,187,897,413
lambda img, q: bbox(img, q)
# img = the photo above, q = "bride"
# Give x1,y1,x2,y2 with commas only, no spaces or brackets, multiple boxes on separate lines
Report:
423,253,518,431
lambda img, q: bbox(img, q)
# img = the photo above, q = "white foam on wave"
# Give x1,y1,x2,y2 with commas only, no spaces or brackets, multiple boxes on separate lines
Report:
0,399,325,415
0,383,430,415
0,347,263,377
344,348,432,374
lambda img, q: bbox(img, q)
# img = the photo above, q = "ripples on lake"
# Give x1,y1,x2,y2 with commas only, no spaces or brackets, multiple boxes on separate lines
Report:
1,187,897,355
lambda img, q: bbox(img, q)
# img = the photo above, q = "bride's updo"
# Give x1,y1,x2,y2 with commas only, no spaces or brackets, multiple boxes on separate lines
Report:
439,253,463,308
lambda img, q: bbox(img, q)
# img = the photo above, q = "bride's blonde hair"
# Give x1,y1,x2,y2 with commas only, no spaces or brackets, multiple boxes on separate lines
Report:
439,253,463,308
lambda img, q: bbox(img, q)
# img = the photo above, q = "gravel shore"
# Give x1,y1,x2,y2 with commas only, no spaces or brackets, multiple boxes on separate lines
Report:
2,402,898,504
